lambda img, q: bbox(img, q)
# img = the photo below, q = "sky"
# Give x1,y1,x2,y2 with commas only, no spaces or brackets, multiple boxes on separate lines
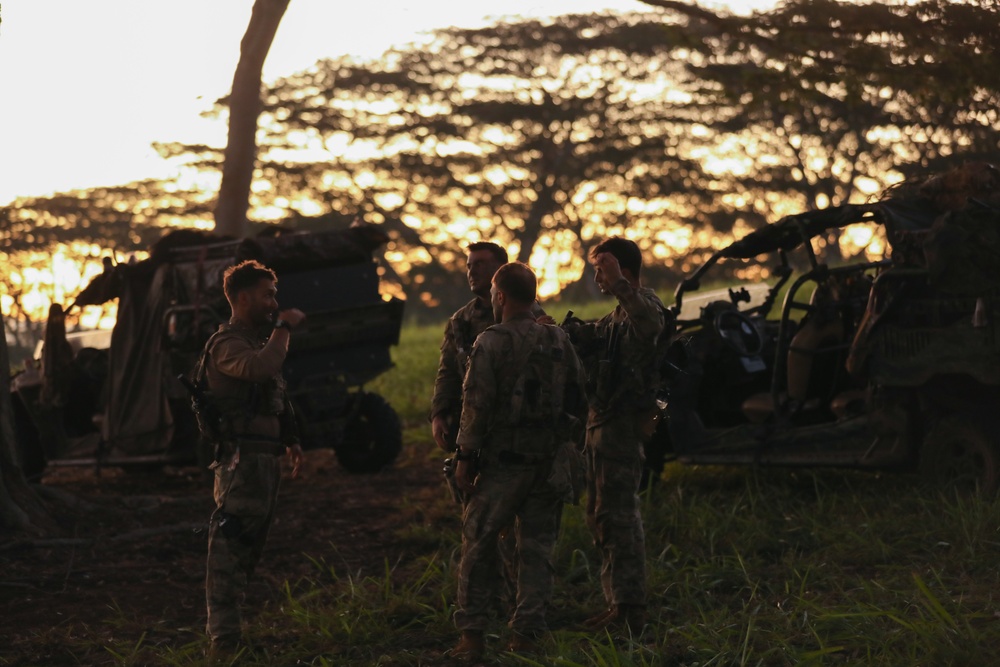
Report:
0,0,774,206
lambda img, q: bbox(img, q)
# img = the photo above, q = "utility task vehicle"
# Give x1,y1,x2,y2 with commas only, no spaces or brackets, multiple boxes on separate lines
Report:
12,223,405,478
648,163,1000,492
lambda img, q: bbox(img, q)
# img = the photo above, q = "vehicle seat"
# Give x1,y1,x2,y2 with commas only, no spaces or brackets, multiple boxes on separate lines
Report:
740,282,844,423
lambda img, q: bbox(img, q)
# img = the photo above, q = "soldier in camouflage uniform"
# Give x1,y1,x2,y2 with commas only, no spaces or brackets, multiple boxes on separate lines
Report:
431,242,510,450
201,260,306,653
431,242,544,611
448,262,586,663
565,238,665,634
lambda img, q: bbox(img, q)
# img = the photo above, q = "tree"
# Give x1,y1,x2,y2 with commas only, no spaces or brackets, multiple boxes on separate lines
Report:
641,0,1000,210
165,12,723,302
162,3,1000,302
5,4,999,311
215,0,291,238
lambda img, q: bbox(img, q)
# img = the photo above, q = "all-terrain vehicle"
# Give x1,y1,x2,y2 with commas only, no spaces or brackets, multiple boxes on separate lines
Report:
647,163,1000,492
11,223,406,478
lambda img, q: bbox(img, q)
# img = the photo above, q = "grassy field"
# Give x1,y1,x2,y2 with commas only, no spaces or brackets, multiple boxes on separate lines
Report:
105,308,1000,665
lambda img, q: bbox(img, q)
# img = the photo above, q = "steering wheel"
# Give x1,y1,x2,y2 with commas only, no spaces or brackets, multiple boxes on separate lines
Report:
713,310,763,357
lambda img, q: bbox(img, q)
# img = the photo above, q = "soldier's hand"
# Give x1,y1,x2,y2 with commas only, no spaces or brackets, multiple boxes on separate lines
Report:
535,314,557,325
593,252,624,283
431,415,451,452
278,308,307,329
286,443,304,478
455,459,477,495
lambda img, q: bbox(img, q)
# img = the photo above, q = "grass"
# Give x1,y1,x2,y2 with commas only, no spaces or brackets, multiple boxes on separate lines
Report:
63,312,1000,664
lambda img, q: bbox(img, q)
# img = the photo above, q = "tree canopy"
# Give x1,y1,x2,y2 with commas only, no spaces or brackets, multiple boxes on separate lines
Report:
644,0,1000,210
3,1,999,312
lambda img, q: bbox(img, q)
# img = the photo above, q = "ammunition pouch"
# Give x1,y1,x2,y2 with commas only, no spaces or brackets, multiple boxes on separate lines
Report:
259,376,287,415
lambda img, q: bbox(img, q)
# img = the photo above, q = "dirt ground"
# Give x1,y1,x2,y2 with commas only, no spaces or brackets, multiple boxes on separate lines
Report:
0,449,446,666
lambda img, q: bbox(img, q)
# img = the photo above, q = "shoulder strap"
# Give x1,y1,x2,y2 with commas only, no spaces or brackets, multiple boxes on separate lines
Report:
192,329,229,386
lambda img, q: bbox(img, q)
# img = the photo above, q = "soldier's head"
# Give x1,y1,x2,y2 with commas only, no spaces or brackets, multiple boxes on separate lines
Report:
590,237,642,293
223,260,279,326
467,241,508,299
490,262,536,323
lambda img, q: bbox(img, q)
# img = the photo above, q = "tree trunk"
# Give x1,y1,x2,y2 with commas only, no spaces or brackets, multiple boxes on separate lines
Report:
0,312,52,534
214,0,291,238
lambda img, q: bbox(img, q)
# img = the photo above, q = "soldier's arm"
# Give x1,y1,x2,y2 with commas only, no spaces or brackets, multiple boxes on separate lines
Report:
563,317,599,352
609,280,664,341
455,333,499,452
430,319,462,419
211,333,289,383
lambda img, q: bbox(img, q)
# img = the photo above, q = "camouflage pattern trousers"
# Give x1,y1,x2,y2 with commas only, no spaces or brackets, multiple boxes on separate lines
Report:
455,459,564,634
585,417,647,607
205,452,281,642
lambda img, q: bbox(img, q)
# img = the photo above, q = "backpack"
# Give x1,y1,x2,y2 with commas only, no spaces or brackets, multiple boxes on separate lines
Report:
508,325,566,430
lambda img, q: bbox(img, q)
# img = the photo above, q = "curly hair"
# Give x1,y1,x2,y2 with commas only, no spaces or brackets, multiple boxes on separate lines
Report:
222,260,277,303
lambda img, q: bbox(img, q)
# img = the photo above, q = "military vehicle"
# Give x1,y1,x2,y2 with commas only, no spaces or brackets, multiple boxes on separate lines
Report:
11,223,406,478
647,163,1000,492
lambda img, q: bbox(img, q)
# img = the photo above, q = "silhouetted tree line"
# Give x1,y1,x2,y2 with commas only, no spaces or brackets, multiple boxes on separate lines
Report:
2,0,998,318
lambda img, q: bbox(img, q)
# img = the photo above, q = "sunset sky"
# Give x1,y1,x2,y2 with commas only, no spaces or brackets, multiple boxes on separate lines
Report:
0,0,774,206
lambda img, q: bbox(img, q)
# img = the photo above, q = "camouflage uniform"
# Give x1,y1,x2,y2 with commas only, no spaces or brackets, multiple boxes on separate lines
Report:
432,298,547,424
454,312,585,635
568,279,664,609
431,297,496,430
432,298,544,605
203,321,296,643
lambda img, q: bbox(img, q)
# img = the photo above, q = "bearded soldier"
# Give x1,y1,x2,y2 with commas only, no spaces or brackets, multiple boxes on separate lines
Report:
449,262,585,662
431,242,545,610
431,242,510,451
201,260,305,654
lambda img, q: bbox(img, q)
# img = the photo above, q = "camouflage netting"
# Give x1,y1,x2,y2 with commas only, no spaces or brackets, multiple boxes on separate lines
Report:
880,162,1000,294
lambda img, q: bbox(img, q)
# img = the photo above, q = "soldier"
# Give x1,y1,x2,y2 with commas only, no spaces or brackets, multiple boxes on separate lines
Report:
431,241,509,451
201,260,306,654
431,241,539,609
449,262,585,662
565,237,665,634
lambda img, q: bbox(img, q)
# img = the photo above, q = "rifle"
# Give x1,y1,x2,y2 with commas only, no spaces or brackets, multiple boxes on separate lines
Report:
178,373,226,445
442,448,479,505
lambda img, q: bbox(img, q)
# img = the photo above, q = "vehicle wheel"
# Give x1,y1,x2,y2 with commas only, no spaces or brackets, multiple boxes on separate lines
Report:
335,392,402,473
919,417,1000,494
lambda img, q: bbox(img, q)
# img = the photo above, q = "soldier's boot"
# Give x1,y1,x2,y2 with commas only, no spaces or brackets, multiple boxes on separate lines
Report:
447,630,485,663
506,631,540,655
581,607,615,631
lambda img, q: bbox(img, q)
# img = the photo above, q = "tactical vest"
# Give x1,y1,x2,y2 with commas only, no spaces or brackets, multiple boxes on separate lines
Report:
190,329,287,441
490,323,569,456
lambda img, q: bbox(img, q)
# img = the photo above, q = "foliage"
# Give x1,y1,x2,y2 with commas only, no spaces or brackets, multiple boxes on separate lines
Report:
3,2,999,316
643,0,1000,211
